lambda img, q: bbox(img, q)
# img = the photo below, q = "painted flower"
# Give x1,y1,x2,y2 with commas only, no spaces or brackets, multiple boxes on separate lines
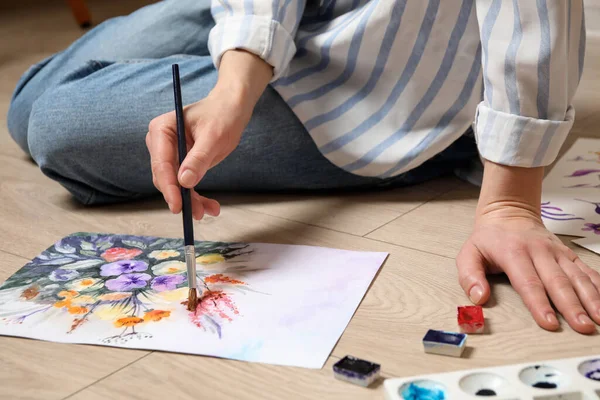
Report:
149,250,180,260
151,275,185,292
54,299,71,308
105,273,151,291
100,260,148,276
98,292,131,301
68,306,89,314
67,278,101,291
196,254,225,265
188,290,239,337
582,223,600,235
101,247,142,262
20,285,40,300
58,290,79,299
204,274,245,285
114,316,144,327
144,310,171,322
49,269,80,282
152,261,186,275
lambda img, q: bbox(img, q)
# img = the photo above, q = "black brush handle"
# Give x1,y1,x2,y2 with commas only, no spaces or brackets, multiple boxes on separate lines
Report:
172,64,194,246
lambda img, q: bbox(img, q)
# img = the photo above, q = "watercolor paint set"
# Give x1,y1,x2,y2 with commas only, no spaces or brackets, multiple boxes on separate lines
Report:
384,354,600,399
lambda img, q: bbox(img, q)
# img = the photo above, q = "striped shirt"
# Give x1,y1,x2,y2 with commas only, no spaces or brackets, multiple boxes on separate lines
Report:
208,0,585,178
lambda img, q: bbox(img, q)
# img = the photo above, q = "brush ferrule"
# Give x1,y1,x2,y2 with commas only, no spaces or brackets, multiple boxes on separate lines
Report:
184,245,197,289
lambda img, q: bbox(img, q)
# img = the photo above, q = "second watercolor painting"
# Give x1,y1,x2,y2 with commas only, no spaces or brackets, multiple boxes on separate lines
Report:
542,138,600,254
0,233,387,369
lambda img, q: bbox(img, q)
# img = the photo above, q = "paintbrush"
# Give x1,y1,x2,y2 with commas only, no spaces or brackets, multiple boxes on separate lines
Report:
172,64,198,311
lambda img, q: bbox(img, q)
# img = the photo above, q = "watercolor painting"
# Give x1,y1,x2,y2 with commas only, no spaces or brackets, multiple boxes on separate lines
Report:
0,233,387,368
539,196,600,238
543,138,600,191
0,234,255,343
541,138,600,255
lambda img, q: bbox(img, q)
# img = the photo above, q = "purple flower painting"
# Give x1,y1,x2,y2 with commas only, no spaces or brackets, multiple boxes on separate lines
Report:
0,233,258,353
101,260,148,276
49,269,80,282
582,223,600,235
540,202,584,221
105,273,151,291
151,275,185,292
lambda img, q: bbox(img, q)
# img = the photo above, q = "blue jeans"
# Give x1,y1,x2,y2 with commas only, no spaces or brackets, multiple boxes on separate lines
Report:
7,0,478,205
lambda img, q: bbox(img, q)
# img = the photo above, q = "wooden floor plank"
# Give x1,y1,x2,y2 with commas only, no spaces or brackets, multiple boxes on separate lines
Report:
216,177,457,237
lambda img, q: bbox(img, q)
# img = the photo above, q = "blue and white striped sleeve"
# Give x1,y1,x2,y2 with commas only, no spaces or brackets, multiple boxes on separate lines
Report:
208,0,306,81
473,0,585,167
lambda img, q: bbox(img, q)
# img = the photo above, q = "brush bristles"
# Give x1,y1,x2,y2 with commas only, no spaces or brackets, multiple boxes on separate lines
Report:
187,288,198,311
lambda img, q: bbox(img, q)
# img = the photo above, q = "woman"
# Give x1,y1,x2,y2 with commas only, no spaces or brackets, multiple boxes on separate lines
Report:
7,0,599,333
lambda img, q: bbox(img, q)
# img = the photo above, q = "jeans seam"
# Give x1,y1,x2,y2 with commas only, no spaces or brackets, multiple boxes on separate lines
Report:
84,188,97,205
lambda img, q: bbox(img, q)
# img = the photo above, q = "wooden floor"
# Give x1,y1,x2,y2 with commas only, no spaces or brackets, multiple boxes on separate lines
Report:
1,1,599,399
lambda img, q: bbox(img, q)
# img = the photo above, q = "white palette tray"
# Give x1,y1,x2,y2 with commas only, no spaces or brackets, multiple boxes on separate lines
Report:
384,354,600,399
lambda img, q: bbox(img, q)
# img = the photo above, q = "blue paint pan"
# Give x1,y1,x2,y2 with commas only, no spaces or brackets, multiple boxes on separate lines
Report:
333,355,381,387
422,329,467,357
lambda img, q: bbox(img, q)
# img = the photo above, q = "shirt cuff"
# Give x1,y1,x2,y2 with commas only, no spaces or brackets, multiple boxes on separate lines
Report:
473,103,575,168
208,15,296,82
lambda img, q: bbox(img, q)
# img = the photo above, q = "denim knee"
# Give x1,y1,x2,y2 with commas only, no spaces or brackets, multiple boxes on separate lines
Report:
27,81,156,205
7,54,59,155
27,87,99,204
6,95,30,155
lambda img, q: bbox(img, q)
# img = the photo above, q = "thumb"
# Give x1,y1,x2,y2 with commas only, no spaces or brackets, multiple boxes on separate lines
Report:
456,241,491,305
178,130,219,188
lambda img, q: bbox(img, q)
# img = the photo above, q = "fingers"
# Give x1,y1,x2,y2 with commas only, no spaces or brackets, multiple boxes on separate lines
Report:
532,249,596,334
502,247,559,331
570,257,600,324
456,242,491,305
202,196,221,217
190,191,221,220
178,127,221,188
578,258,600,291
147,114,180,211
170,189,221,219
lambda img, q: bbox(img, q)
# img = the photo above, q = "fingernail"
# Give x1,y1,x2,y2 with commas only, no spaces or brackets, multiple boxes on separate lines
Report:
167,203,174,213
469,285,483,303
180,170,199,187
579,314,593,325
546,313,558,325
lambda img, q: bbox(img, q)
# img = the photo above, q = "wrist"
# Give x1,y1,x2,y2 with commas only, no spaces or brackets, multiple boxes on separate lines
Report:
213,50,273,109
476,159,544,220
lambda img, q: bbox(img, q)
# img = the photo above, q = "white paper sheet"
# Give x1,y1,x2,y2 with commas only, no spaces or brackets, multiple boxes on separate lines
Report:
572,236,600,254
541,138,600,254
542,138,600,191
0,233,387,369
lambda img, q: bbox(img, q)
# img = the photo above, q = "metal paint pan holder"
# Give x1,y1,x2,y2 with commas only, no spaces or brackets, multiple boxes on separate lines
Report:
384,354,600,399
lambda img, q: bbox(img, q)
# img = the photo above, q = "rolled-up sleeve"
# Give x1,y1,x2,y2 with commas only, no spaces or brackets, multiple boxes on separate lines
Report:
208,0,306,81
474,0,585,167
